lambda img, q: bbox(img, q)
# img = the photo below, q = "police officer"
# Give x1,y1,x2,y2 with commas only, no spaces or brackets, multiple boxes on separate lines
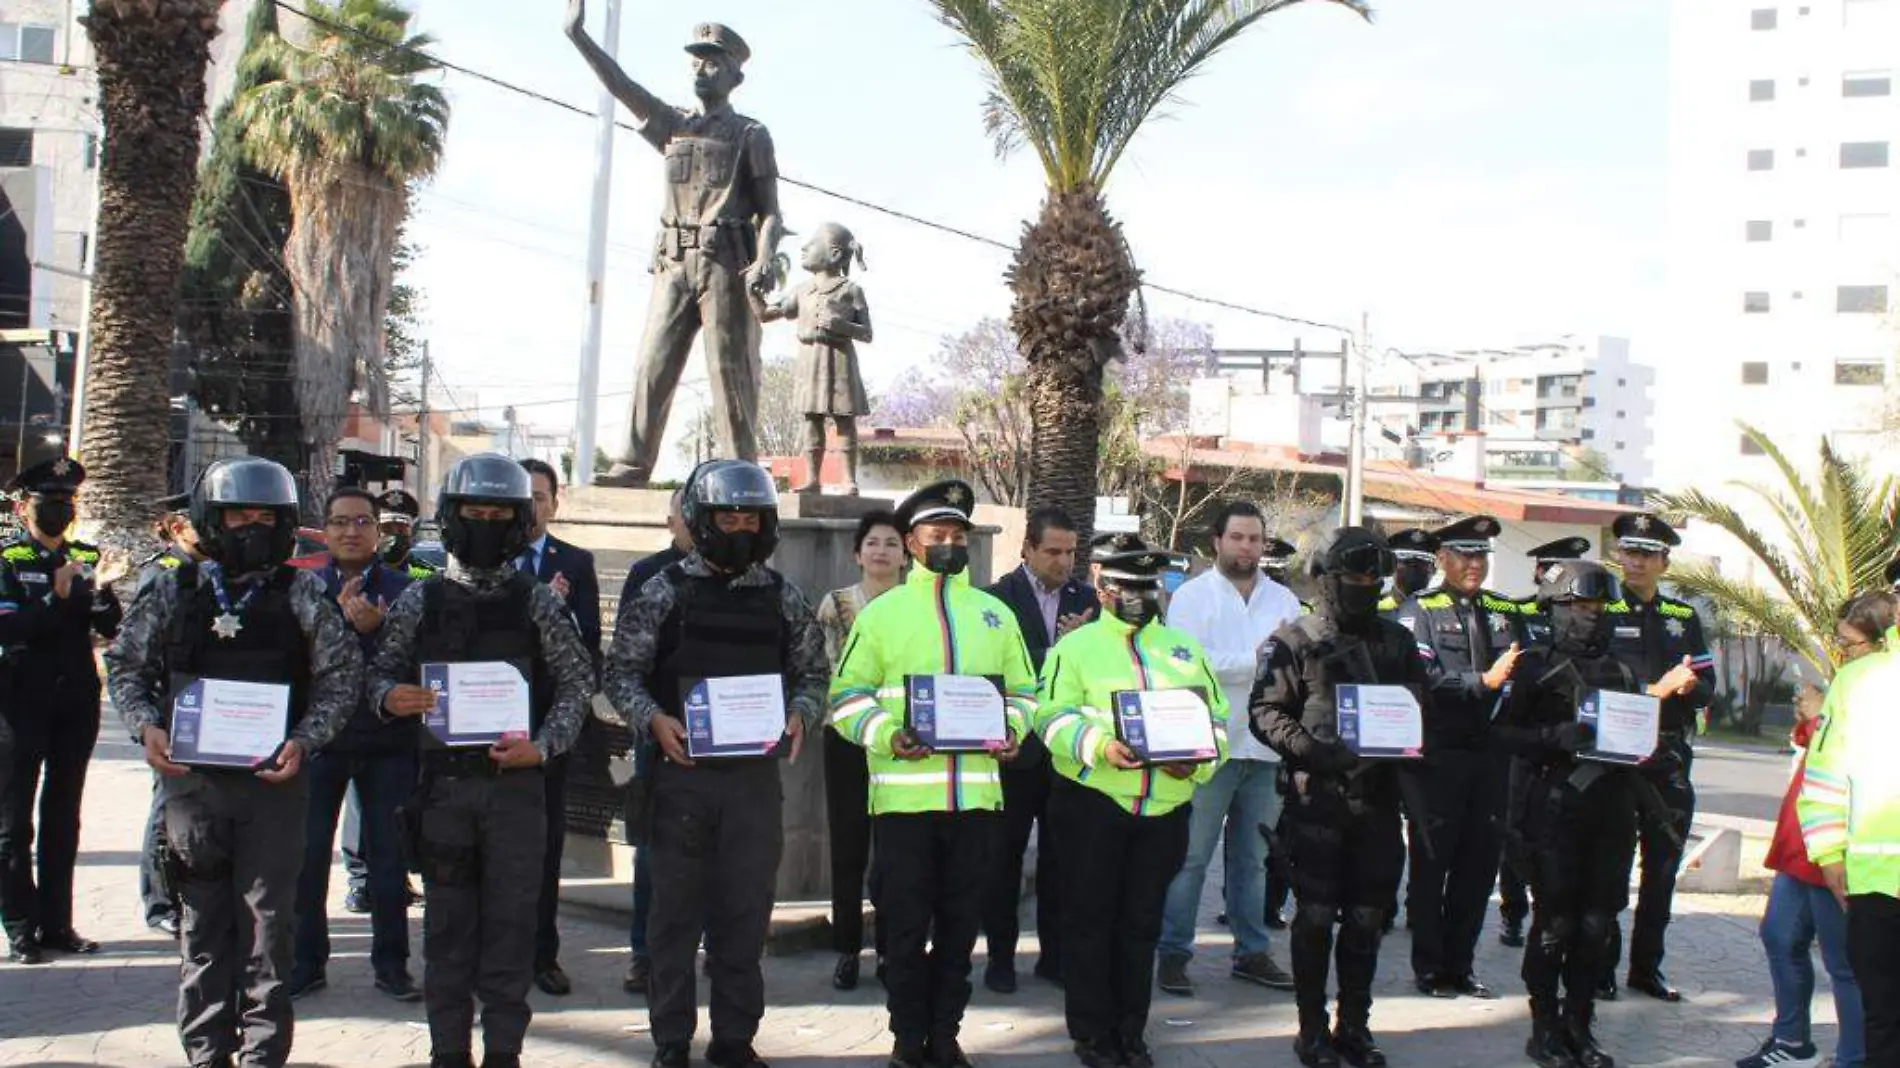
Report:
1398,515,1524,999
602,460,829,1068
367,454,594,1068
1038,544,1228,1068
831,479,1038,1068
138,490,199,936
104,456,362,1067
1377,529,1438,614
1253,527,1432,1068
1600,513,1709,1003
377,488,436,578
1497,536,1592,948
1495,559,1670,1068
0,457,124,963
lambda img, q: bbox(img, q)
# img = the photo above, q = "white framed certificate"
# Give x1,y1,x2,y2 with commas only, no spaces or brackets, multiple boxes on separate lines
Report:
1578,689,1660,766
1336,684,1423,759
421,661,532,748
170,679,291,768
1112,688,1219,765
906,674,1007,753
683,674,788,758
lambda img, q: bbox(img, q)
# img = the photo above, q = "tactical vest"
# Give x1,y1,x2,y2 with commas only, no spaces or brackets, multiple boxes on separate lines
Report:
653,565,788,762
1518,649,1638,771
416,573,551,746
165,564,309,740
1291,615,1418,800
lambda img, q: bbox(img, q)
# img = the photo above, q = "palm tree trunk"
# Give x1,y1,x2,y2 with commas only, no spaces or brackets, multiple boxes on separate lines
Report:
1009,187,1140,577
283,168,401,506
79,1,221,541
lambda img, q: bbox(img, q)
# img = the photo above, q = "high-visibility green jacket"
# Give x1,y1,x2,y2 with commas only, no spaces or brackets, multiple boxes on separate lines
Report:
829,566,1037,816
1800,630,1900,898
1036,614,1229,817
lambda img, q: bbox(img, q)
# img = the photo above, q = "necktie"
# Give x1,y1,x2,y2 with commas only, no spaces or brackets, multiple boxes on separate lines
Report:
517,548,537,576
1461,598,1492,666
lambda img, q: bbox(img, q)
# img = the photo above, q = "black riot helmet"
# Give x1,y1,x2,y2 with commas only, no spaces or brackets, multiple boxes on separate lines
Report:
1535,559,1621,608
190,457,300,570
1309,526,1394,630
682,459,780,571
436,453,534,569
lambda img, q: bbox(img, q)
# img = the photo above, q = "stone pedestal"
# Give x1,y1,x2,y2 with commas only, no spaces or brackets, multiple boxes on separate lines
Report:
550,484,998,906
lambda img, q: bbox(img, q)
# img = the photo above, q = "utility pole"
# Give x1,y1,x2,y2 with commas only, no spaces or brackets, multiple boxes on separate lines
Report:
65,121,103,461
1344,311,1371,527
416,340,431,515
571,0,622,488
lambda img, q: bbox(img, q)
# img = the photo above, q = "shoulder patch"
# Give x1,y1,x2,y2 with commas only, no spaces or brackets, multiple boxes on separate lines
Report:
1418,593,1454,610
1479,593,1522,613
1602,600,1631,614
1658,601,1695,620
2,545,36,563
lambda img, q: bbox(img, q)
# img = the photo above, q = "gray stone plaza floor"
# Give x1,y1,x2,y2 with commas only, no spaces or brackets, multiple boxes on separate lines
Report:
0,735,1834,1067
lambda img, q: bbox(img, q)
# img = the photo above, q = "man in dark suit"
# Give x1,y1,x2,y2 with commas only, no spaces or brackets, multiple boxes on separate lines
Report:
980,505,1096,993
517,458,603,997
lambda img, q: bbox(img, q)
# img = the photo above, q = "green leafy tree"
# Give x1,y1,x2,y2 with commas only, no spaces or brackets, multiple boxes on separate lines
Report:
929,0,1370,572
235,0,449,504
178,0,300,477
1652,422,1900,681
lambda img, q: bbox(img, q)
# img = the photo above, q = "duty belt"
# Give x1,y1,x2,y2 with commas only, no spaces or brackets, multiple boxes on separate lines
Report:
658,218,747,260
424,749,506,779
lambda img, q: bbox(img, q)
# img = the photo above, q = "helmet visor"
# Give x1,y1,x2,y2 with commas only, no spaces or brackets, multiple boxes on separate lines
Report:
443,454,532,502
1561,566,1622,603
200,459,298,509
694,462,779,510
1329,540,1395,579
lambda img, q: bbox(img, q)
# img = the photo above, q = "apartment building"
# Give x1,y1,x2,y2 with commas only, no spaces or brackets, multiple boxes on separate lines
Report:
0,2,95,330
1659,0,1900,485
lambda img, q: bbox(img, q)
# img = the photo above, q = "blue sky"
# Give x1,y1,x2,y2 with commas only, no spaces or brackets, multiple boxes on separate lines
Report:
401,0,1670,466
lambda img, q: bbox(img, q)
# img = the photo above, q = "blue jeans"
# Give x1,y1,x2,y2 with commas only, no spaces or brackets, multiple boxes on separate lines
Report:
1761,872,1864,1068
1159,759,1281,960
294,748,417,975
629,743,652,956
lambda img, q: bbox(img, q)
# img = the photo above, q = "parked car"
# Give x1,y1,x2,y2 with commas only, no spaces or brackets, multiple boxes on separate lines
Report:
287,527,328,570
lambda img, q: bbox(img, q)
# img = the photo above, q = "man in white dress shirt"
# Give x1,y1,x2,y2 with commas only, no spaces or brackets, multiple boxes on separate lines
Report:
1156,501,1303,996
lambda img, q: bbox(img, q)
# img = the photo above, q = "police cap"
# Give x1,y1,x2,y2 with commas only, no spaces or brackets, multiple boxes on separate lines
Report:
1613,512,1680,553
1432,514,1501,556
10,456,83,497
377,488,421,524
1097,548,1188,588
1527,536,1591,563
895,479,976,534
685,22,750,67
1386,527,1439,562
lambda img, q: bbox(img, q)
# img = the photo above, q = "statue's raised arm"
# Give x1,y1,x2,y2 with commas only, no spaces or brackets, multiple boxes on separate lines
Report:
564,0,668,133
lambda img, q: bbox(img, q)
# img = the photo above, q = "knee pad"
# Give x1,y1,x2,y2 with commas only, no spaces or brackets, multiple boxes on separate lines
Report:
1579,912,1615,956
1338,906,1385,951
1293,902,1338,933
1535,913,1575,952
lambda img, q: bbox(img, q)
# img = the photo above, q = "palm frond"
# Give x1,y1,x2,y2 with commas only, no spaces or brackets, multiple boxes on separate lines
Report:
1665,562,1832,679
932,0,1368,191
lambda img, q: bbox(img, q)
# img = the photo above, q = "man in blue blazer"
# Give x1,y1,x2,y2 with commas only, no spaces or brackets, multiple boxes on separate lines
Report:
518,459,603,997
980,506,1096,993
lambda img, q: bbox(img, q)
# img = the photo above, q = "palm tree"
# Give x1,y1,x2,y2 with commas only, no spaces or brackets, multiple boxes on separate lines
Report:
78,0,223,539
929,0,1370,568
234,0,448,503
1652,422,1899,681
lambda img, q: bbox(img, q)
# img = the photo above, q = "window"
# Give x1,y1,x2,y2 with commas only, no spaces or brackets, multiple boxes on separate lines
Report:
1844,72,1893,97
1615,441,1626,451
1838,285,1889,313
1835,359,1886,386
0,23,55,63
1795,218,1807,228
1616,410,1627,418
1750,79,1777,101
1840,213,1894,244
1617,377,1627,386
1741,435,1766,456
0,128,32,168
81,133,95,170
1746,220,1773,242
1742,362,1770,384
1748,149,1776,171
1752,8,1778,29
1841,141,1890,168
1744,291,1772,313
1581,428,1595,441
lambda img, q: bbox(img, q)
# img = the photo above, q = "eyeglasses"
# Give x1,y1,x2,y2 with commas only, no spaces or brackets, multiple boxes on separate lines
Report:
325,516,377,531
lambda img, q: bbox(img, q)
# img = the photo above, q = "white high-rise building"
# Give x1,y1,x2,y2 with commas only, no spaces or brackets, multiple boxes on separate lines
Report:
1660,0,1900,487
0,2,95,330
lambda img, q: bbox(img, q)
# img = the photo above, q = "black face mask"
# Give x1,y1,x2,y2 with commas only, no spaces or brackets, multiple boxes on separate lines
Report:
1394,561,1434,597
378,532,412,566
1321,575,1383,628
1108,587,1161,628
222,522,282,575
921,543,970,577
456,518,518,570
32,498,74,538
702,529,760,572
1551,602,1609,655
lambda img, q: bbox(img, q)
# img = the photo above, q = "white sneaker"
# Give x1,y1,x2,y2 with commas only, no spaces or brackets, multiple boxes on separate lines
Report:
1735,1037,1821,1068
